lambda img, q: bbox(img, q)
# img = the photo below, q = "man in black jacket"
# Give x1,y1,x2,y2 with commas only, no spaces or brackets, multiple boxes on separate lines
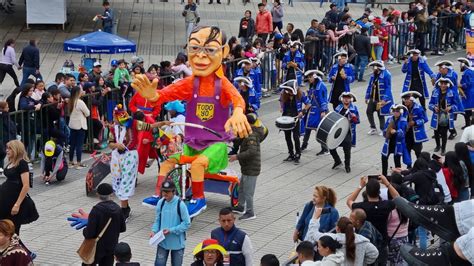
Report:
83,183,126,266
353,28,371,82
19,39,42,86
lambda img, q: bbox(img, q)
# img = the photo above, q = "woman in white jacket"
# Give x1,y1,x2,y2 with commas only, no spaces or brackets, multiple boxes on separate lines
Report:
305,208,379,266
316,236,345,266
67,86,90,169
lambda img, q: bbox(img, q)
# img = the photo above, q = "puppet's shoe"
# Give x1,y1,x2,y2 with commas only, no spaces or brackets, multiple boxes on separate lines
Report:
187,198,207,218
142,195,160,208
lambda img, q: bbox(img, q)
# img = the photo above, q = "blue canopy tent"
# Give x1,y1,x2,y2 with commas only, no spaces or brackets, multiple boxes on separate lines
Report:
64,31,136,54
63,31,136,121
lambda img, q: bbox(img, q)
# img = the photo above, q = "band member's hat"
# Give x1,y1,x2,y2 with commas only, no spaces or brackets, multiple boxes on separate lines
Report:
249,57,261,65
457,57,472,67
233,76,254,88
434,60,454,68
400,91,422,99
390,104,408,114
435,77,454,87
289,40,302,48
333,50,348,59
339,91,357,102
406,49,421,55
238,59,252,66
368,60,385,69
304,69,324,79
279,79,298,95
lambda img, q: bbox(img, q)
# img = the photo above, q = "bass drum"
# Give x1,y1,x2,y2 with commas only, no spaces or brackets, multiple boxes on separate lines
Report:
316,111,350,150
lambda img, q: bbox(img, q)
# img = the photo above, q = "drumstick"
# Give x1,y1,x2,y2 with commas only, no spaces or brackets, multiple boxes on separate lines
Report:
170,122,223,138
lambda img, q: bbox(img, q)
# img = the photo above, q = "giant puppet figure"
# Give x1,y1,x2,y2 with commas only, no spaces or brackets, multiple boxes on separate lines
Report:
131,26,251,217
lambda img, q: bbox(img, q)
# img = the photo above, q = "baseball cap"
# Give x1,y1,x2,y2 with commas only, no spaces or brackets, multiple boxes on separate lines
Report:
93,62,102,68
161,180,176,192
44,140,56,157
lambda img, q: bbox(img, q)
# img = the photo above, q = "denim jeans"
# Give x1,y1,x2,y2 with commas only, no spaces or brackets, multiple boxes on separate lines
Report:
374,45,383,61
59,117,70,147
417,226,428,249
354,55,368,81
69,129,85,163
398,34,407,57
154,246,184,266
21,67,43,86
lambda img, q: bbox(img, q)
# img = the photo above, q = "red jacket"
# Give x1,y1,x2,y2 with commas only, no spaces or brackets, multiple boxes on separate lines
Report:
129,92,161,118
255,10,273,34
442,167,458,200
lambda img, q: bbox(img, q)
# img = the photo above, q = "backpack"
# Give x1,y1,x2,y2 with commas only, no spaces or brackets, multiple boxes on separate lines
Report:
159,197,186,239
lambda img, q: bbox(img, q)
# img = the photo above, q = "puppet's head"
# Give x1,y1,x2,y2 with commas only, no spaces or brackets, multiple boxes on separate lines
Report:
113,104,132,127
187,26,229,77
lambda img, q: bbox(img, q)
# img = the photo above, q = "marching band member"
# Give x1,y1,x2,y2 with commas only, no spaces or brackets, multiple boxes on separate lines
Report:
457,57,474,128
381,104,412,176
328,50,355,110
401,91,429,162
301,70,329,156
279,79,309,164
401,49,436,110
250,57,263,99
365,60,393,136
235,59,261,97
282,41,305,86
330,92,360,173
429,78,460,155
229,76,260,155
434,60,463,140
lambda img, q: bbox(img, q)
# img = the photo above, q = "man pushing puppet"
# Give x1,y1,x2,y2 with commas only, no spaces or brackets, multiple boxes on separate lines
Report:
132,26,251,218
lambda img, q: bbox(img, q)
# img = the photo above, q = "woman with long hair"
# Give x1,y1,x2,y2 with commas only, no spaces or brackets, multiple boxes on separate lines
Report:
316,236,345,265
454,142,472,200
279,81,308,164
305,214,379,266
0,219,33,265
0,39,20,87
443,151,467,202
294,186,339,242
0,140,38,235
68,86,90,169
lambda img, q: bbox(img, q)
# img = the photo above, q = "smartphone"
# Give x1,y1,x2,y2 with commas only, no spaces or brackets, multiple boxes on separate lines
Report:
432,154,441,160
368,175,380,180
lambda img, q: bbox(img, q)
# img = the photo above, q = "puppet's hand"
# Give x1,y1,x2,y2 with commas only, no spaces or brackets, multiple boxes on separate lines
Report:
131,74,160,102
224,107,252,138
67,209,89,230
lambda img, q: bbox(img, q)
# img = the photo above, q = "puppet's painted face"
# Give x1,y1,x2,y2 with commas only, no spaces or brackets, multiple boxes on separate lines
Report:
188,27,229,77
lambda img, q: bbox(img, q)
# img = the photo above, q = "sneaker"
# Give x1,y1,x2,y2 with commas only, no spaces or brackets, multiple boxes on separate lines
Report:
0,167,3,175
239,212,256,221
142,195,160,208
393,197,460,242
294,154,301,165
367,128,377,135
232,205,245,215
76,163,87,170
448,132,457,140
378,131,383,136
188,198,207,218
400,244,452,266
441,149,446,156
283,155,295,162
332,161,342,169
316,149,329,156
301,143,308,151
93,138,100,144
345,165,351,173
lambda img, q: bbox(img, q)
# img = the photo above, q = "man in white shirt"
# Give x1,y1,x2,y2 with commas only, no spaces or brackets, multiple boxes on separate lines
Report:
296,241,318,265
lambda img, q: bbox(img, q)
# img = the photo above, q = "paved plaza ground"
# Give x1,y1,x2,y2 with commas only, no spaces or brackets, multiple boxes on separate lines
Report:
0,0,468,265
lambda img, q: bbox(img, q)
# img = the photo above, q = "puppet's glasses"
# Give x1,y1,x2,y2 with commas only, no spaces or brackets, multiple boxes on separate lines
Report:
188,45,224,55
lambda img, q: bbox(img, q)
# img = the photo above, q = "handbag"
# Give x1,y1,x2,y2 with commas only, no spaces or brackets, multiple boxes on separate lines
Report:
77,218,112,264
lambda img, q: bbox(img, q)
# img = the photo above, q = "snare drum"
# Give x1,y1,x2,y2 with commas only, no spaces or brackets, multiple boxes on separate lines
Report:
316,111,350,150
275,116,297,130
